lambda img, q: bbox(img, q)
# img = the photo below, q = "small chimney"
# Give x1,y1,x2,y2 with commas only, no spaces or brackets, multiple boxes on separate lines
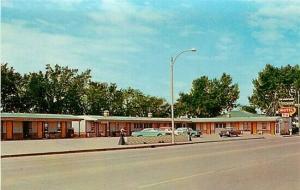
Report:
103,110,109,117
148,112,153,118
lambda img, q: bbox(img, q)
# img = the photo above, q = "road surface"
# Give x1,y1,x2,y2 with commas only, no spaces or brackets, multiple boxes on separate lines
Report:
2,137,300,190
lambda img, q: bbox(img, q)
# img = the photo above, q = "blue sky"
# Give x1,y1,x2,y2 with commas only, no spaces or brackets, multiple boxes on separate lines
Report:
2,0,300,105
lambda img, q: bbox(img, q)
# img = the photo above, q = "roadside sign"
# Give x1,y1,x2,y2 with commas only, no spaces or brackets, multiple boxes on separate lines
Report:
279,98,295,107
282,113,290,118
278,107,296,116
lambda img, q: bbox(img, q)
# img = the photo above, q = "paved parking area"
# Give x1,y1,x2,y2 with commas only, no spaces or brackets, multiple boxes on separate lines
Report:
1,134,277,156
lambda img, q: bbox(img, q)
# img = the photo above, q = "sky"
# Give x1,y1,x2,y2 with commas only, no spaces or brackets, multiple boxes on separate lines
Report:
1,0,300,105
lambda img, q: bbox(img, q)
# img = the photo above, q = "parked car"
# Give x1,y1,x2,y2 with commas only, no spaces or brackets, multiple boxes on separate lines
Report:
175,127,200,137
131,128,166,137
159,127,172,135
219,127,241,137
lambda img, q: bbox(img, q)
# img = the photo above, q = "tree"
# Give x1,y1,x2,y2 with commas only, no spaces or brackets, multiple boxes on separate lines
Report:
86,82,110,115
240,105,257,114
1,63,23,112
43,64,91,114
20,64,91,114
1,63,171,116
249,64,300,116
122,88,170,117
176,73,239,117
22,71,49,113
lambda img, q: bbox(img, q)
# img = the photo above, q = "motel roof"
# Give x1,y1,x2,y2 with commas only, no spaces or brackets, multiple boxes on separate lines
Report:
1,113,83,121
218,110,263,118
191,116,279,123
80,115,192,123
192,111,279,122
1,111,280,123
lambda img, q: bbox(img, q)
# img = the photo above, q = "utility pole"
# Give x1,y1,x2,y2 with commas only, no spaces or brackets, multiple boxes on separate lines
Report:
298,90,300,135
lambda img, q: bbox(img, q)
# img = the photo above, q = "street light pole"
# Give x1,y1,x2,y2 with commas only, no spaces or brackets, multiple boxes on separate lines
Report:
298,90,300,135
170,48,197,144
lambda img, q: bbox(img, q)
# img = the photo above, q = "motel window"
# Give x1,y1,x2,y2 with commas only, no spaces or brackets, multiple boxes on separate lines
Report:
67,122,72,129
44,123,49,132
262,122,267,130
57,122,61,132
134,123,143,130
144,123,152,128
215,123,226,128
1,122,6,133
243,122,251,131
86,122,95,133
47,122,58,133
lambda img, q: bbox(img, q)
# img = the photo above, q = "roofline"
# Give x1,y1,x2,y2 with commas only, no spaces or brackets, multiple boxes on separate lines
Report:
1,113,83,121
1,113,281,123
191,116,280,122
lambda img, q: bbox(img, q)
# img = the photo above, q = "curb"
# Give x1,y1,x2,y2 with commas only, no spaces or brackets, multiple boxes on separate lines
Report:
1,137,265,159
282,135,300,138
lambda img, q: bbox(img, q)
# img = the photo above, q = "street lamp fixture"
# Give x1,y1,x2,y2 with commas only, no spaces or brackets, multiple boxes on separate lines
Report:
170,48,197,144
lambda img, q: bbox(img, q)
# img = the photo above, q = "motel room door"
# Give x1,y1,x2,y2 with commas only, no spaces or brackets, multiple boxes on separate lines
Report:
207,123,211,134
270,122,275,135
251,123,257,134
95,122,101,137
23,121,32,139
5,121,13,140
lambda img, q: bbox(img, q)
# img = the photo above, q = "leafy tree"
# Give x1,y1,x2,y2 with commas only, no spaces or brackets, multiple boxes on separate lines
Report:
22,71,49,113
106,83,124,116
1,63,172,117
240,105,257,114
44,64,91,114
249,64,300,116
20,64,91,114
176,73,239,117
146,96,170,117
122,88,170,117
86,82,110,115
1,63,23,112
122,88,146,116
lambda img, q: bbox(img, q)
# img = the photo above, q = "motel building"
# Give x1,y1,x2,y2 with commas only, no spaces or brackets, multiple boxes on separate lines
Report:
1,111,283,140
192,111,280,135
1,113,82,140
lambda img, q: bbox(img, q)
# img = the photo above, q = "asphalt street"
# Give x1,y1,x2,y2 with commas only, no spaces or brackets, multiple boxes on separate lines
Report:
2,137,300,190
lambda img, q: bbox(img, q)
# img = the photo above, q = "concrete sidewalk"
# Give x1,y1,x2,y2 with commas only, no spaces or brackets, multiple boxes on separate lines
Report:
1,134,272,158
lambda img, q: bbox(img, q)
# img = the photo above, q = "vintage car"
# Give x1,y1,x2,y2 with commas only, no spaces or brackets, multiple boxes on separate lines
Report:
175,127,201,137
159,127,172,135
131,128,167,137
219,127,241,137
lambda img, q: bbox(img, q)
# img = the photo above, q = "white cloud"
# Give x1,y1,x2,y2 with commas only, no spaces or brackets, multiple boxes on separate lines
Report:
1,0,13,8
2,0,86,10
249,1,300,43
212,35,241,62
88,0,170,38
179,25,204,37
1,21,141,81
248,1,300,65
